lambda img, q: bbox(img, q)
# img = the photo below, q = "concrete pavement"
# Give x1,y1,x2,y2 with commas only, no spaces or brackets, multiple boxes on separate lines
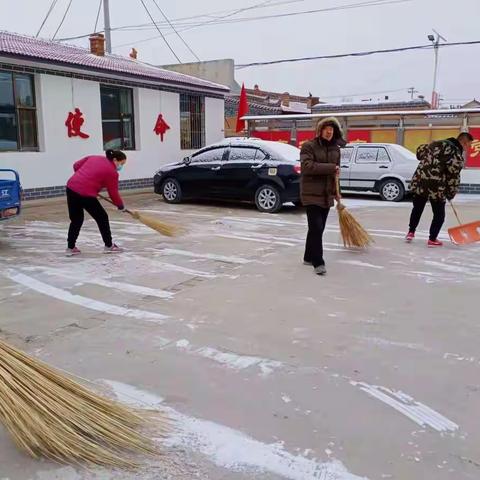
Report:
0,193,479,479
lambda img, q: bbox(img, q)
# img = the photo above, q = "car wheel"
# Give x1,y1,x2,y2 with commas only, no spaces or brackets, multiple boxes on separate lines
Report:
255,184,282,213
379,179,405,202
162,178,182,204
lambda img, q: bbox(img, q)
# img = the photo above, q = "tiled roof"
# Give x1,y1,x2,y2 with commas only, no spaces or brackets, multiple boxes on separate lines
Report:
225,96,282,116
0,31,229,93
246,88,317,103
281,101,311,114
313,100,431,112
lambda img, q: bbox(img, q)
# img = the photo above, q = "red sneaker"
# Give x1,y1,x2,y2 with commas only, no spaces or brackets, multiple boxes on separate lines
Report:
405,232,415,243
427,239,443,247
66,247,81,257
104,243,123,254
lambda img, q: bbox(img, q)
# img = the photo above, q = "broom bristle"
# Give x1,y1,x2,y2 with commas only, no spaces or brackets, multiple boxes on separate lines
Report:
336,204,373,248
0,340,167,468
131,211,182,237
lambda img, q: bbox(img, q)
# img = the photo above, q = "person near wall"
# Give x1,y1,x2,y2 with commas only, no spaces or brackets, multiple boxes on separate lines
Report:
406,132,473,247
65,149,127,256
300,117,345,275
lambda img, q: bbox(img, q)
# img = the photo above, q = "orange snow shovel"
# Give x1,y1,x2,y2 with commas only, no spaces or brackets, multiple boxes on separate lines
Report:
448,201,480,245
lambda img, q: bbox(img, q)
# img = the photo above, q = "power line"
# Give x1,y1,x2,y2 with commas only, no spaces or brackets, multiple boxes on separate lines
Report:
150,0,200,61
111,0,410,49
180,0,410,29
138,0,182,62
94,0,103,33
197,0,275,29
236,40,480,68
52,0,75,40
57,0,308,40
36,0,60,37
118,0,407,31
57,0,391,43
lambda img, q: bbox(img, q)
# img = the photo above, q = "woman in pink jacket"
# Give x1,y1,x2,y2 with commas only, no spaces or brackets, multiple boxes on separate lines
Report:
66,149,127,256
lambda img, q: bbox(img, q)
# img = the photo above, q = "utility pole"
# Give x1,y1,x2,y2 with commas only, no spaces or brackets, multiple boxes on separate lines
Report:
408,87,418,100
428,29,447,109
437,93,445,108
103,0,112,54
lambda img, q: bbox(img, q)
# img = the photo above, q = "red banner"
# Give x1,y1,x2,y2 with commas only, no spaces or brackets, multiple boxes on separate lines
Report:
296,131,315,148
347,130,371,143
467,128,480,168
251,131,291,144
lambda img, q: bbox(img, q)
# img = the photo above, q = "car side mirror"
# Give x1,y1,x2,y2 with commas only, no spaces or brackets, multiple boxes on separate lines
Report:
183,156,191,165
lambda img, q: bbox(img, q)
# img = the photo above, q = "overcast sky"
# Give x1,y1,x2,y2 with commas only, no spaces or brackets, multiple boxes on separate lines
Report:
1,0,479,104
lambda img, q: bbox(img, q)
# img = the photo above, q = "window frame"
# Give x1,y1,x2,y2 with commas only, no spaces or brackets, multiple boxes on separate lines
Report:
226,146,259,162
354,146,388,164
376,147,392,164
100,85,136,151
340,147,354,165
0,71,38,152
191,146,226,164
180,93,205,150
254,149,267,161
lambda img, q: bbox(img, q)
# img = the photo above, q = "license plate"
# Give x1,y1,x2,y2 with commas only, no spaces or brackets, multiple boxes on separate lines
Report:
1,208,18,218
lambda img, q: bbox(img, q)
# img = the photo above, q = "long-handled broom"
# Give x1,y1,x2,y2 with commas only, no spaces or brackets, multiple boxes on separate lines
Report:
0,339,165,468
98,194,181,237
336,177,373,248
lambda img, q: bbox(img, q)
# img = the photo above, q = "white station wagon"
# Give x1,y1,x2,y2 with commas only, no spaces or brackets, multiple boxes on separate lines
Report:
339,143,419,202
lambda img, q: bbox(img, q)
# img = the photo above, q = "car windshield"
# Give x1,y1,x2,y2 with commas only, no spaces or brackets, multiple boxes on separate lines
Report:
263,142,300,161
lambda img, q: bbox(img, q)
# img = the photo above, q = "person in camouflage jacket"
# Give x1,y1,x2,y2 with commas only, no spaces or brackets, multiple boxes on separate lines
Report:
406,132,474,246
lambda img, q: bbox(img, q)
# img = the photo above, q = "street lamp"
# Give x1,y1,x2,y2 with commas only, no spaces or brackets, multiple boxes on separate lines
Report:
428,30,447,109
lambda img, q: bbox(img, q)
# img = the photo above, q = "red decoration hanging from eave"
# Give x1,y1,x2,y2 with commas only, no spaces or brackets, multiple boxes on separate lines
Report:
153,114,170,142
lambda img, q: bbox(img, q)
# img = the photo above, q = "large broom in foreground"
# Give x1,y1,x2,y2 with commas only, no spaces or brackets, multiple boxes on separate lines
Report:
336,178,373,248
99,194,181,237
0,339,163,468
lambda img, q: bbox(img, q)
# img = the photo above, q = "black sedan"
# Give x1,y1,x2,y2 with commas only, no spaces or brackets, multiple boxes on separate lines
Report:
154,138,301,213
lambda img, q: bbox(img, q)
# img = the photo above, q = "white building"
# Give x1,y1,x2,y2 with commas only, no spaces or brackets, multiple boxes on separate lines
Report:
0,31,228,199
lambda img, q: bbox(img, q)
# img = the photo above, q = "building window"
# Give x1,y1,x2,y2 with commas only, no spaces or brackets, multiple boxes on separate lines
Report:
100,85,135,150
180,94,205,150
0,71,38,151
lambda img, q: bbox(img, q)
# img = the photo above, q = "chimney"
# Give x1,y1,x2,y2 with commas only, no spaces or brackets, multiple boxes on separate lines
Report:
89,33,105,56
281,92,290,107
129,48,138,60
306,93,320,108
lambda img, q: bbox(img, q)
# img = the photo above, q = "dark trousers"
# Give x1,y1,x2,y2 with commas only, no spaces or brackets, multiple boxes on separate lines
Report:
304,205,330,267
408,194,446,241
67,188,112,249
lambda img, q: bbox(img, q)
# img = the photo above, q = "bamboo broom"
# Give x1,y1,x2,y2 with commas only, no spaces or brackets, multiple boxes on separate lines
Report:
98,194,181,237
335,177,373,248
0,339,166,468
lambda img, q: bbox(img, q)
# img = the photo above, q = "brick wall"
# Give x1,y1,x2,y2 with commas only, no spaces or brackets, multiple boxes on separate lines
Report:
23,177,153,200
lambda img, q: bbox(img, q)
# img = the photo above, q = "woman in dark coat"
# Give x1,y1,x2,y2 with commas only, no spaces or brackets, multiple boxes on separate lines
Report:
300,117,345,275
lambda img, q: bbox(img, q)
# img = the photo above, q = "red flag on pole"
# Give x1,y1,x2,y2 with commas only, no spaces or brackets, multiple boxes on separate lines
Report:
236,83,249,133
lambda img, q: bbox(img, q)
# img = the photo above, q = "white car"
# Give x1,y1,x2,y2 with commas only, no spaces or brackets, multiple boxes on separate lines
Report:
340,143,418,201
